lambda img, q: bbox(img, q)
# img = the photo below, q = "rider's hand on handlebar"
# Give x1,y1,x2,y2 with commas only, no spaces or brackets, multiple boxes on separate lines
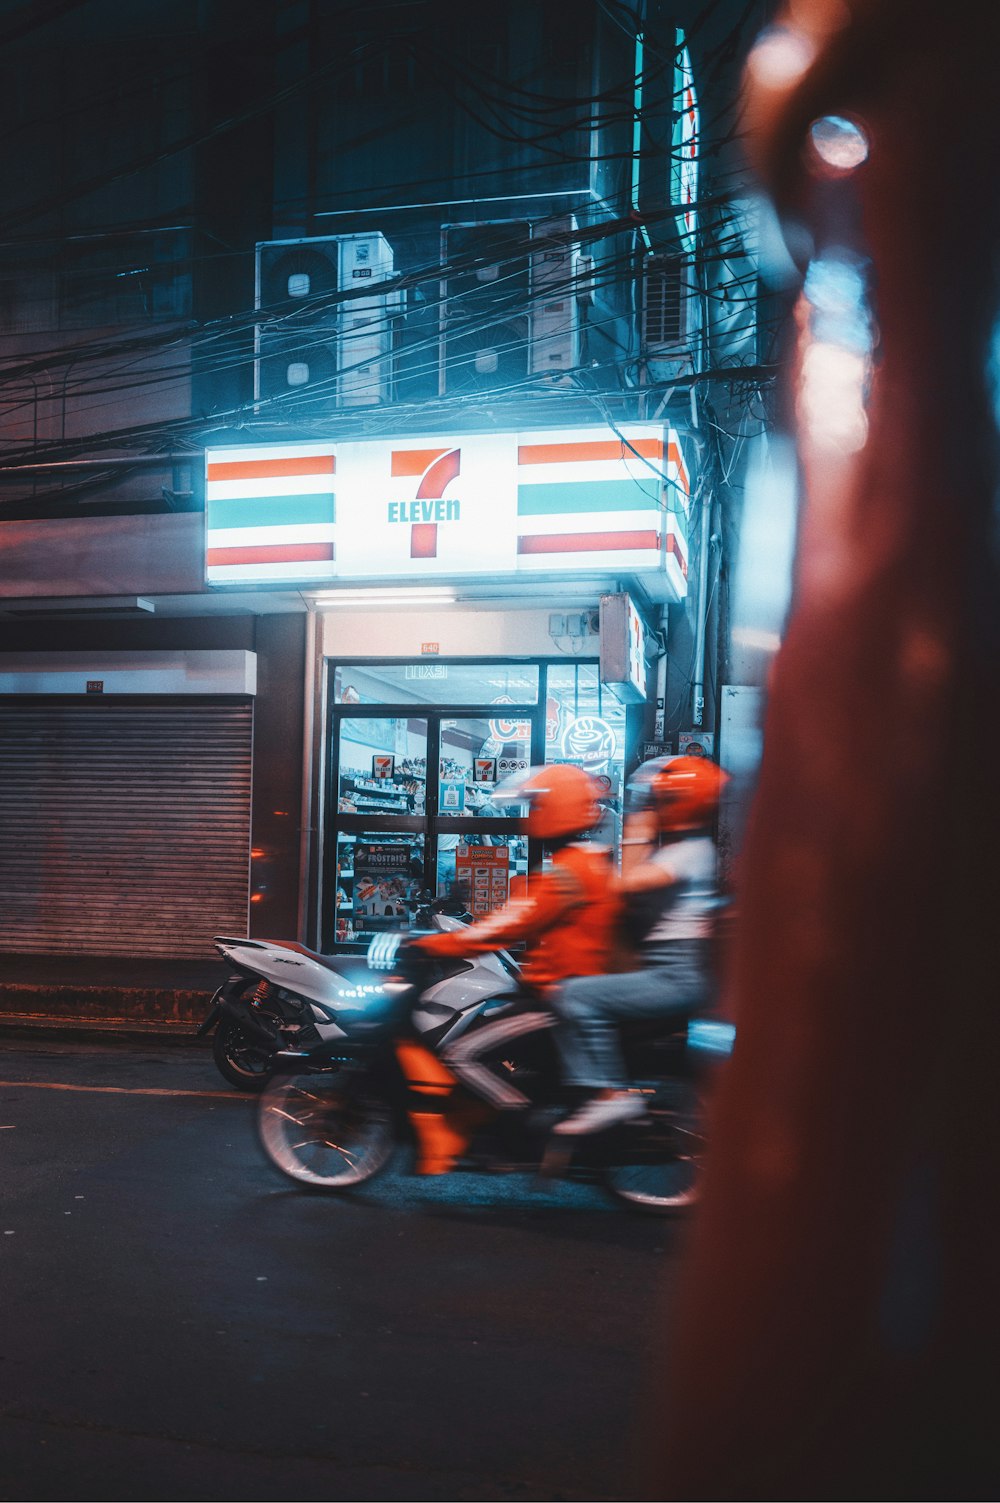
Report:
366,932,407,971
367,931,433,971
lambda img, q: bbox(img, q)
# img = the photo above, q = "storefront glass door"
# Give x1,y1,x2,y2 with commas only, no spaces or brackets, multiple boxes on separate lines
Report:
332,714,429,945
324,660,632,950
328,706,537,948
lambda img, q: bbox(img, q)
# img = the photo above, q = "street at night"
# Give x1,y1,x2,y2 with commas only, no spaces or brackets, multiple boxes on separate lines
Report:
0,0,998,1495
0,1038,676,1502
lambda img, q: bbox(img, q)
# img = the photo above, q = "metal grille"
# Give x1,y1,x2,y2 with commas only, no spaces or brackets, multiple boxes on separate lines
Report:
643,254,686,348
0,699,252,958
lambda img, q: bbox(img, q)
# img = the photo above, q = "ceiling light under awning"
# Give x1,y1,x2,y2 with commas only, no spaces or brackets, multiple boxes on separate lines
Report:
308,587,457,606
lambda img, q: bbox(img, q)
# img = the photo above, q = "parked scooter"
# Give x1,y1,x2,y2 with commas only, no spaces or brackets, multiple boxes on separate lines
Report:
196,895,511,1091
255,934,735,1214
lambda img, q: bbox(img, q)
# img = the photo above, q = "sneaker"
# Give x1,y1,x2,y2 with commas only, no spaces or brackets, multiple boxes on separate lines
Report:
553,1091,647,1137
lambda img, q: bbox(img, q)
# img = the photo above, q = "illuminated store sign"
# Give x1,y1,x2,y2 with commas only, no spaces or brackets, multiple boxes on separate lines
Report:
205,424,689,599
599,592,648,704
561,714,618,774
672,33,699,254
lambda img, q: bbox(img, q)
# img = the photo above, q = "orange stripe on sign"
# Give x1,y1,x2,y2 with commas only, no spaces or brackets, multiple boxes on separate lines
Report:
517,438,664,466
667,438,690,494
207,542,335,566
391,448,448,477
207,455,335,482
518,530,661,554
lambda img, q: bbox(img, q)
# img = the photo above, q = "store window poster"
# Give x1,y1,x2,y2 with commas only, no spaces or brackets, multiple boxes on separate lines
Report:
455,844,510,916
352,843,423,926
440,782,466,812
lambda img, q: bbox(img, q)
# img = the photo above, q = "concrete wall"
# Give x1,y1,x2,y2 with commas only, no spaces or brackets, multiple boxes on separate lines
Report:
320,606,582,660
0,512,205,598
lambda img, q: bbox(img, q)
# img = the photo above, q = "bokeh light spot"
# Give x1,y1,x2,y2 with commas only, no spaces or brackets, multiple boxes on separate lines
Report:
747,26,816,89
810,114,869,171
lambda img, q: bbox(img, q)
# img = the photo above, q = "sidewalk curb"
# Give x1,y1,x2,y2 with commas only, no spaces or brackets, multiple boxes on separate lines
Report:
0,981,217,1041
0,1017,208,1047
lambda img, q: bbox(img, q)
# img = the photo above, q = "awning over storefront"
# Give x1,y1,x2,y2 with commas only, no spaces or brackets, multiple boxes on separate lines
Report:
205,422,690,602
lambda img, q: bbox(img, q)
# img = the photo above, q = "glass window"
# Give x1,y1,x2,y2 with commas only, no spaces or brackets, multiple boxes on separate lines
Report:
337,717,427,815
438,716,531,817
436,833,528,917
333,662,539,706
545,662,626,850
333,831,427,944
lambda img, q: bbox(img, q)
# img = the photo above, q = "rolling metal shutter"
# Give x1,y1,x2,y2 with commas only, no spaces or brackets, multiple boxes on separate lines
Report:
0,698,252,958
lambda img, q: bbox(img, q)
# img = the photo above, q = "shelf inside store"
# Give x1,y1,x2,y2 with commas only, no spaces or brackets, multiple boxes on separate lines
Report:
340,777,412,813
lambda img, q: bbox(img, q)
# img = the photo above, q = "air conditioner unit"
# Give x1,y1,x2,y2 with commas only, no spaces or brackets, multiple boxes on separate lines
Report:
528,214,581,381
255,233,400,408
336,233,402,407
439,218,587,395
438,221,532,396
641,252,695,367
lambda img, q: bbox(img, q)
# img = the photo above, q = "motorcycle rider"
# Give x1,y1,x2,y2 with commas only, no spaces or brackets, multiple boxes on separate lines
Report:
399,763,621,1168
551,755,728,1136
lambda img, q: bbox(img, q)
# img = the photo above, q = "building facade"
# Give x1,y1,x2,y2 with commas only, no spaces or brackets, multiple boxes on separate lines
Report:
0,0,770,960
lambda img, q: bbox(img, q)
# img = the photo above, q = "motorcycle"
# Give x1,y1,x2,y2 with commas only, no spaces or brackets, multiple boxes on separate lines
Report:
196,896,509,1092
255,934,735,1215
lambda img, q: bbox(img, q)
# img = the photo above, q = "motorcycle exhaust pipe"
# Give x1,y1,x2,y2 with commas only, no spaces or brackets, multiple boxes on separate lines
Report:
222,1002,290,1046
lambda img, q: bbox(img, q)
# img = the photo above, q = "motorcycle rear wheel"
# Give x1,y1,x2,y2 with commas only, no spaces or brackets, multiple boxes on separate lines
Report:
258,1071,395,1189
212,1014,279,1092
601,1081,705,1214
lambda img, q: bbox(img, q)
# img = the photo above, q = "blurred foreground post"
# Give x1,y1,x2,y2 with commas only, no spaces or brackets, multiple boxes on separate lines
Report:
657,1,1000,1496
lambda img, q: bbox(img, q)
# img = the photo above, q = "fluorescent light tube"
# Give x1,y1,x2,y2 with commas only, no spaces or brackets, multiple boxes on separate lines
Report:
310,587,456,604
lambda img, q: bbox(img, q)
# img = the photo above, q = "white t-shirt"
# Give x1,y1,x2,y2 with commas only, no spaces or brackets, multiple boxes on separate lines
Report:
644,835,719,944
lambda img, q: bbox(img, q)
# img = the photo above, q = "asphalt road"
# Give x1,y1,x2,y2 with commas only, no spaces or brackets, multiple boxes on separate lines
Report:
0,1038,688,1502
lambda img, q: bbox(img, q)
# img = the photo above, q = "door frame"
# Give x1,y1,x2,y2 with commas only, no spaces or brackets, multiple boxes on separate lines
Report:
324,701,543,949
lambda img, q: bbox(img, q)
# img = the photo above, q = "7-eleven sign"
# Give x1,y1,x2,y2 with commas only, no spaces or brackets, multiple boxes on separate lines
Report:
388,447,462,558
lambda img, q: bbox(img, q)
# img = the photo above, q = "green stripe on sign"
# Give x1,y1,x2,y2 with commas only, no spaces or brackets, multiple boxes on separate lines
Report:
516,480,660,515
207,492,336,530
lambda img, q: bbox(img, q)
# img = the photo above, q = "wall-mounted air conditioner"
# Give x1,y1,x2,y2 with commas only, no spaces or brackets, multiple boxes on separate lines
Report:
438,220,532,397
438,216,584,396
255,233,401,408
527,214,582,382
641,252,697,374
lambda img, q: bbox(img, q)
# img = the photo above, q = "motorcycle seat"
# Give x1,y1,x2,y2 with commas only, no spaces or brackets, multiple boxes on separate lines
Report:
257,940,360,974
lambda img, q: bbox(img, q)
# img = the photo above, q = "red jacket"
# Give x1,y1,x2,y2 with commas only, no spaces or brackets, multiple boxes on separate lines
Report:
413,843,621,996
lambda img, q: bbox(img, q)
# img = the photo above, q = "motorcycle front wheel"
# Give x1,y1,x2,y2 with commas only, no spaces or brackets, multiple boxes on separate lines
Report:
258,1070,396,1190
601,1080,706,1215
212,1014,279,1092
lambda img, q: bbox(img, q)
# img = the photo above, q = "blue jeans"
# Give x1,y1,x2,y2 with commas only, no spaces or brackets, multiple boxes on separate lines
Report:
553,944,710,1090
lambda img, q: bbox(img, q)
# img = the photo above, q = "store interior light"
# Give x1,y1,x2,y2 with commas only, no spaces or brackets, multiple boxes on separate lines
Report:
310,587,457,606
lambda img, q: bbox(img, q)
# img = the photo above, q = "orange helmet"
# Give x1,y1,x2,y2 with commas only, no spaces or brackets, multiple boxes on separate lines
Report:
628,755,727,833
494,763,603,839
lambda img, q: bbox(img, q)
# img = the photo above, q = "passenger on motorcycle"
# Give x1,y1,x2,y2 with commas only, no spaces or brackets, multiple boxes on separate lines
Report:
551,755,728,1137
403,764,621,1124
